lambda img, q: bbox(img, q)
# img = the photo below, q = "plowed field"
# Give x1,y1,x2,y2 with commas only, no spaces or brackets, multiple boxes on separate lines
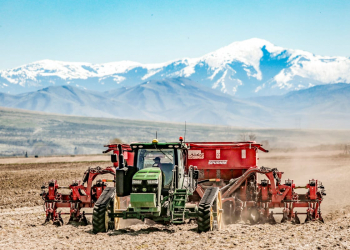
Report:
0,151,349,249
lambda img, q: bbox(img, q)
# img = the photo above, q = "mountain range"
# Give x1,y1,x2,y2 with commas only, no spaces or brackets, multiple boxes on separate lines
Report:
1,38,350,97
1,78,349,129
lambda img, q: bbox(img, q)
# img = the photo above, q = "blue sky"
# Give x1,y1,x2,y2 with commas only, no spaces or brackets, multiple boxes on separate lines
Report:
0,0,349,70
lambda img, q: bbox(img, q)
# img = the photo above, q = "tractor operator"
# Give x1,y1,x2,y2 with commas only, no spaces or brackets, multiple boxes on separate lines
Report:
153,156,172,186
153,157,162,167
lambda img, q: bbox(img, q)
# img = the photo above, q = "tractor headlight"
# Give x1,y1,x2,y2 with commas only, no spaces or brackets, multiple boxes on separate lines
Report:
147,179,158,185
132,179,142,185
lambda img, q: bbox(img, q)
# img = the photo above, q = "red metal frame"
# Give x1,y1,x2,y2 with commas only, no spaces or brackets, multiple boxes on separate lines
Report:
103,144,134,167
41,166,116,224
185,141,324,223
41,144,134,225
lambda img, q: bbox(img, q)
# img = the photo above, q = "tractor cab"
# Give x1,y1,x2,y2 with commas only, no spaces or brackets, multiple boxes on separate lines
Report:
130,139,187,194
136,147,174,187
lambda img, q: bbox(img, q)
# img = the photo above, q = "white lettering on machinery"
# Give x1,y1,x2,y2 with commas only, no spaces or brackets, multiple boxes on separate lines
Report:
188,150,204,159
209,160,227,165
216,149,220,159
241,149,246,159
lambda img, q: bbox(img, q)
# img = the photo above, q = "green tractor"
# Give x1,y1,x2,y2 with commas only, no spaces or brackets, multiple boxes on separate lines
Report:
92,138,223,233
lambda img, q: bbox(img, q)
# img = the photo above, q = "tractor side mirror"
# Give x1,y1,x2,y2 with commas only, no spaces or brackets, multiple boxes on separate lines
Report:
193,170,199,180
111,154,118,163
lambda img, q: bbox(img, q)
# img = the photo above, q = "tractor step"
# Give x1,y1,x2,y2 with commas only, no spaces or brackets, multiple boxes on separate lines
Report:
171,189,190,223
173,205,186,208
173,213,185,217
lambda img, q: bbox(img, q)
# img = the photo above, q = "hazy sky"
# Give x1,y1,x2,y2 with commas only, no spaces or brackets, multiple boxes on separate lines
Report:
0,0,349,70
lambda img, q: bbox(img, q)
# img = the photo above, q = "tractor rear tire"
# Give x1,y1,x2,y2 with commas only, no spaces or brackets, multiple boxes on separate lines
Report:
92,187,115,234
197,204,212,232
197,187,223,233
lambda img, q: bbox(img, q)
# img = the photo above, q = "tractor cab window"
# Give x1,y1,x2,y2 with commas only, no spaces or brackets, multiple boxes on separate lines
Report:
137,149,175,186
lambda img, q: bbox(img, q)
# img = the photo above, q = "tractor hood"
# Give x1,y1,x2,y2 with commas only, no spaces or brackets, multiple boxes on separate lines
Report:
133,167,162,180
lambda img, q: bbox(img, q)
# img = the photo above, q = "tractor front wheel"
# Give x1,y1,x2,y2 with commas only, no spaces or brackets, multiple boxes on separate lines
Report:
92,187,116,234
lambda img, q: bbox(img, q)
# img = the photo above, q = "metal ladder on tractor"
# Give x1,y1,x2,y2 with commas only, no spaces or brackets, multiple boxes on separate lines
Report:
171,189,188,224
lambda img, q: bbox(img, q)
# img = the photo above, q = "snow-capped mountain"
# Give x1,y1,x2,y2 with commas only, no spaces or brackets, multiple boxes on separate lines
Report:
1,38,350,97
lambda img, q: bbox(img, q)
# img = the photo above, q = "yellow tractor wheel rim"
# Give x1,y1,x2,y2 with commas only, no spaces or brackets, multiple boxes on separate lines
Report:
114,195,120,230
209,191,223,231
217,191,223,230
210,206,214,231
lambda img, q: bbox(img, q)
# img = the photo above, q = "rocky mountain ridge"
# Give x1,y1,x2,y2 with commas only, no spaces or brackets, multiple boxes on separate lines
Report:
1,38,349,97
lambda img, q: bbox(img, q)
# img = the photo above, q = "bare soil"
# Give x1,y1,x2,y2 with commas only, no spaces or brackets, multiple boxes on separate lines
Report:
0,161,111,209
0,155,110,165
0,151,349,249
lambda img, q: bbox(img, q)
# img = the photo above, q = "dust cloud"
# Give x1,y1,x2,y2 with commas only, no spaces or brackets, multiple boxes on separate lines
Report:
259,148,350,214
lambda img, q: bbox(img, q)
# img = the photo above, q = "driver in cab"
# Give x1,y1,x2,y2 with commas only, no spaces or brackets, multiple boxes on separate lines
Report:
153,157,162,167
153,156,172,186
